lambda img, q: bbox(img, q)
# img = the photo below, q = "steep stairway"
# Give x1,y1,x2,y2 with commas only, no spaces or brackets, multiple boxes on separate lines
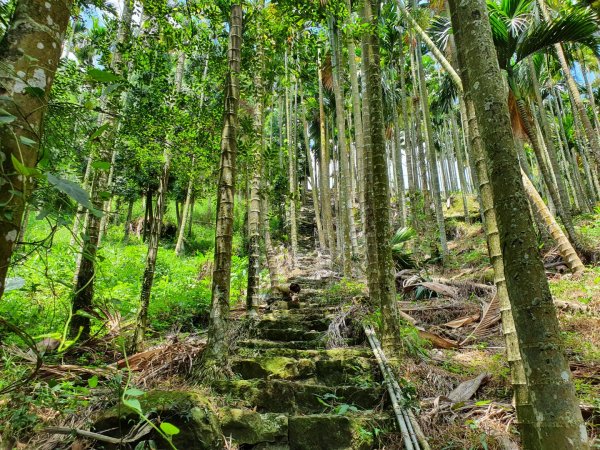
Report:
214,260,395,449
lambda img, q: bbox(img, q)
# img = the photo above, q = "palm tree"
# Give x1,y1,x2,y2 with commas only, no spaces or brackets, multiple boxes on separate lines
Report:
448,0,589,447
433,0,599,256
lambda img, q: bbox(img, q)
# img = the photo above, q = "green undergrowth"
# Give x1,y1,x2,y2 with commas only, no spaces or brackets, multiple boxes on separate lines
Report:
1,199,248,343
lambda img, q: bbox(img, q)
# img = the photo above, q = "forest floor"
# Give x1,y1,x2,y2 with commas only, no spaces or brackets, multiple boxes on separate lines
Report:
0,200,599,449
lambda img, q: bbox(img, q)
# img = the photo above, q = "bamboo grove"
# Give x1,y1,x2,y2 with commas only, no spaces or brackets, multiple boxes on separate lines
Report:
1,0,599,448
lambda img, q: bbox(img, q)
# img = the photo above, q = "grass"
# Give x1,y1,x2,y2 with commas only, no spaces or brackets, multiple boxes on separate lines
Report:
1,199,249,343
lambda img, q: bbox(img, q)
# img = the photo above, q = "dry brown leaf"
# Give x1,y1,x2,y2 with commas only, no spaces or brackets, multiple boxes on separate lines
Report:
443,314,480,329
419,282,459,300
418,330,458,349
448,373,490,403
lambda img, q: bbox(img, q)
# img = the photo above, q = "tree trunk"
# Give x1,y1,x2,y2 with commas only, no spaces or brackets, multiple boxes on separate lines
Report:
463,94,531,442
450,112,470,223
285,51,298,267
200,4,242,373
0,0,73,299
318,52,336,257
360,0,401,350
329,21,357,273
301,91,326,251
522,171,585,276
246,62,265,316
391,93,407,226
132,51,185,352
175,158,195,256
415,40,448,258
449,1,588,447
123,197,134,244
537,0,600,168
344,1,367,236
187,193,195,238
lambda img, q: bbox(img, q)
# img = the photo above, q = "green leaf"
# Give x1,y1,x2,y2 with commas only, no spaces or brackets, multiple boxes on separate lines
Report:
336,404,349,415
88,375,98,388
91,160,110,170
90,123,111,141
19,136,36,146
160,422,180,436
123,398,142,413
11,154,39,177
0,111,16,124
124,388,145,397
87,68,122,83
46,173,96,211
24,86,45,98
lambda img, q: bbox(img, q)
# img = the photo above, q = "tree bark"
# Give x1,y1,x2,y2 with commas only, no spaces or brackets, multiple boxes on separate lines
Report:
200,4,242,373
0,0,73,299
415,40,448,258
449,1,588,447
360,0,401,350
318,52,336,258
175,158,194,256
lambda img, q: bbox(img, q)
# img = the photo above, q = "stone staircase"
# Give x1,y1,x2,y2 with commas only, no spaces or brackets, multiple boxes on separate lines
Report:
214,262,395,449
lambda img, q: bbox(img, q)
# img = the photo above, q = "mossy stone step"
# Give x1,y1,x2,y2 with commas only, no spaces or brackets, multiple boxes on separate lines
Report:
288,412,393,450
257,315,330,332
216,379,386,414
237,347,373,360
256,327,324,342
231,355,377,385
219,408,288,446
238,339,326,350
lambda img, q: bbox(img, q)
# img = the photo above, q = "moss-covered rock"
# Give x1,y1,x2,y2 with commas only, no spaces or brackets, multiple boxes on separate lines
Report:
94,390,223,449
220,408,287,445
217,379,385,414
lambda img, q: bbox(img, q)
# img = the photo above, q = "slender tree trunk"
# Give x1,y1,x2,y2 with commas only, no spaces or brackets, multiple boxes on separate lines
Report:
415,40,448,258
537,0,600,168
318,52,336,257
361,0,401,350
301,92,326,251
123,197,134,244
175,158,195,256
522,171,585,275
0,0,73,299
329,21,357,273
132,51,185,352
345,0,367,236
200,4,242,372
449,2,588,447
285,51,298,267
246,50,265,315
187,193,195,238
391,94,407,226
450,112,470,223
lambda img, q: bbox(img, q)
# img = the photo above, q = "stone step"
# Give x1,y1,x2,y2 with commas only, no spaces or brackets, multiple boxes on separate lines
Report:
237,347,373,360
256,327,324,342
220,409,392,450
257,314,330,332
230,354,378,385
238,339,326,350
215,379,386,414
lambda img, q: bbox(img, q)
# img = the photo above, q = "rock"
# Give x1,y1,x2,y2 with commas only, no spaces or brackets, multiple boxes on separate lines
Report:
94,390,223,450
220,408,287,445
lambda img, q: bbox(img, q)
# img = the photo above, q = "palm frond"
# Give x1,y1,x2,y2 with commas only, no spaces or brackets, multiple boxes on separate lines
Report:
391,226,417,246
516,8,600,63
428,16,451,53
